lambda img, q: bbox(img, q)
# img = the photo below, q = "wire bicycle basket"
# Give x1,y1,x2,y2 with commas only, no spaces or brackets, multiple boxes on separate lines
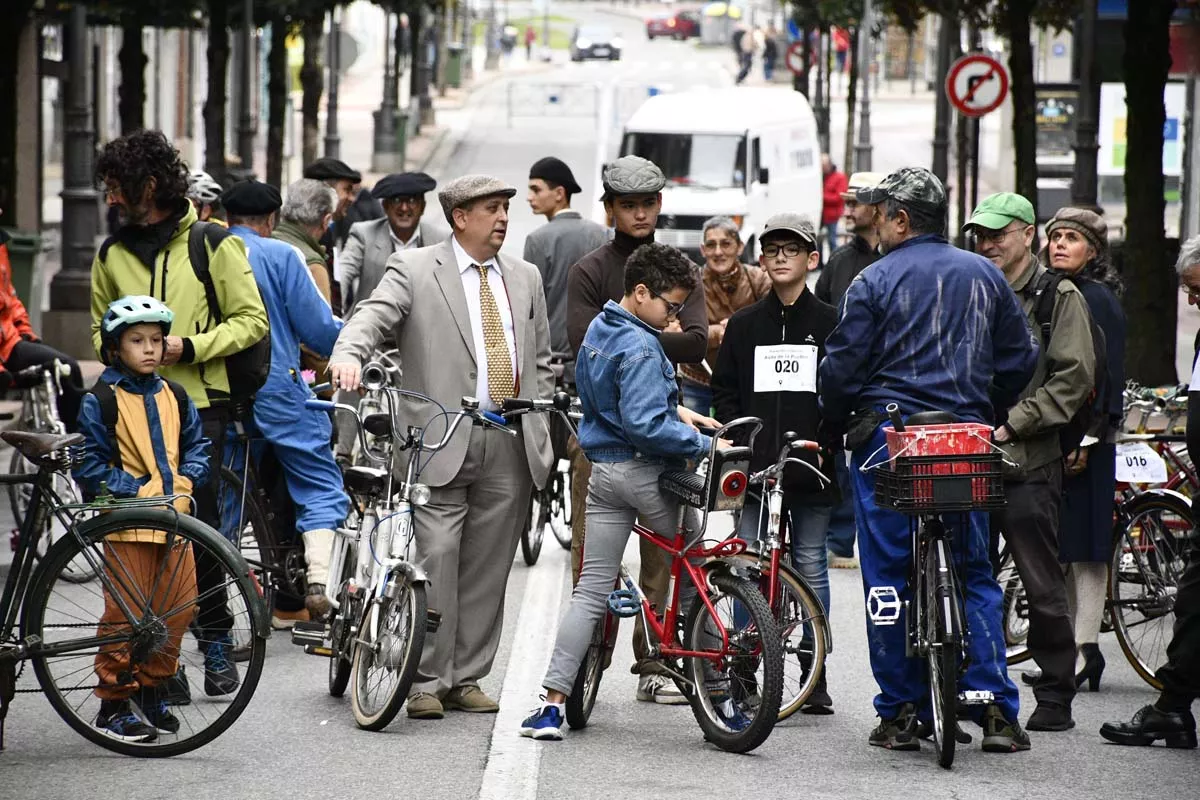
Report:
871,423,1006,513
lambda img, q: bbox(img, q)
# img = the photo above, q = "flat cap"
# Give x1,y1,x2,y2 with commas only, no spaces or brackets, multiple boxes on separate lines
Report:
964,192,1036,232
856,166,947,211
1046,206,1108,254
371,172,437,200
529,157,582,195
760,212,818,247
437,174,517,218
303,157,362,183
601,155,666,200
220,179,282,216
842,171,887,199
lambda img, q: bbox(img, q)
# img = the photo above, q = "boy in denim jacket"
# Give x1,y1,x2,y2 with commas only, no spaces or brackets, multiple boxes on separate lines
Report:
520,242,727,740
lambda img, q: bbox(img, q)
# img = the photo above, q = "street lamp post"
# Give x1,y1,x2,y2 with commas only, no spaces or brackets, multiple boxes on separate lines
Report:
854,0,874,172
813,28,828,153
52,4,98,314
485,0,499,69
1071,0,1100,210
931,15,954,184
373,12,402,172
236,0,256,177
324,8,342,159
418,18,436,127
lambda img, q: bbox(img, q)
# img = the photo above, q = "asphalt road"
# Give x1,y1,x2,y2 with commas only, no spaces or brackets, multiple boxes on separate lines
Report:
3,6,1199,797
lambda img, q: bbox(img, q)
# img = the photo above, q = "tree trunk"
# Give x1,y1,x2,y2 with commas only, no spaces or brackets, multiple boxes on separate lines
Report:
1122,0,1178,385
796,25,813,97
117,24,147,133
843,25,860,173
0,13,27,227
1003,0,1038,216
409,10,423,101
300,16,325,168
266,19,289,188
204,0,231,181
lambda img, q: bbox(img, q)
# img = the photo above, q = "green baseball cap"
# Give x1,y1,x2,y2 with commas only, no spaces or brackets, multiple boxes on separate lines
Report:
964,192,1035,232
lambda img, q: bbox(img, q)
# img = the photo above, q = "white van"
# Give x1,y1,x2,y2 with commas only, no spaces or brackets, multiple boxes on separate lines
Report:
618,87,823,258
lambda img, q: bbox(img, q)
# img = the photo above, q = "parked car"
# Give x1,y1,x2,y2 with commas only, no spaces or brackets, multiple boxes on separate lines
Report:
646,10,701,40
570,25,623,61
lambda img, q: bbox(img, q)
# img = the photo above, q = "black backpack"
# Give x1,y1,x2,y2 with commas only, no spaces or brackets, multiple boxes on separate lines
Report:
187,222,271,400
89,379,190,471
1031,270,1109,455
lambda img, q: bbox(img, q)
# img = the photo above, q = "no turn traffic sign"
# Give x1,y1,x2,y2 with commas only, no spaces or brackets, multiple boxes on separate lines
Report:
786,42,806,76
945,53,1009,117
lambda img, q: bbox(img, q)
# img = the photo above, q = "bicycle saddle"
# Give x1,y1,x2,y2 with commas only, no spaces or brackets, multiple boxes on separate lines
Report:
342,465,389,496
1,431,84,462
905,411,961,425
658,470,706,508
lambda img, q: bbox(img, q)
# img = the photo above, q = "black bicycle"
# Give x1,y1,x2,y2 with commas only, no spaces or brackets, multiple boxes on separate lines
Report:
519,358,575,565
0,430,268,756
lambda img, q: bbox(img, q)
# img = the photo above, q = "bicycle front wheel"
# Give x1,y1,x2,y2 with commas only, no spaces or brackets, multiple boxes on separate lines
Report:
350,577,427,731
682,572,783,753
550,466,572,551
521,493,545,566
925,535,960,770
996,543,1031,665
565,610,616,729
22,508,268,758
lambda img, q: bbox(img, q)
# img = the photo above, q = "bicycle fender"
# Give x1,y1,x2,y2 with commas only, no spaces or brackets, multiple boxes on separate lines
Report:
390,559,429,587
1122,487,1191,511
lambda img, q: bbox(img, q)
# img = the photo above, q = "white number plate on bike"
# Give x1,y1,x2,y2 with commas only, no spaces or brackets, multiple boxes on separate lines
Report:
753,345,817,393
1115,442,1168,484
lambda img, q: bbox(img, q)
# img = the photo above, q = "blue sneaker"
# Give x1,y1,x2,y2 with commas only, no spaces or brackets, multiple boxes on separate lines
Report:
712,695,753,732
202,633,240,696
519,702,565,741
95,699,158,743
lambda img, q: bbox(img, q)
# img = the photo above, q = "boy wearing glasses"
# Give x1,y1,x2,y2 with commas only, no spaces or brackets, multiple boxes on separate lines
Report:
711,213,842,713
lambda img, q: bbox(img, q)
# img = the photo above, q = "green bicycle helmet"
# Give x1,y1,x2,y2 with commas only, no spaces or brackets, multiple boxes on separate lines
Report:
100,295,175,360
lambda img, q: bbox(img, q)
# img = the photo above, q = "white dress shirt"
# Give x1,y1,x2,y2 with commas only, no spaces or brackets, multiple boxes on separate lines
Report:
390,225,423,254
451,235,517,412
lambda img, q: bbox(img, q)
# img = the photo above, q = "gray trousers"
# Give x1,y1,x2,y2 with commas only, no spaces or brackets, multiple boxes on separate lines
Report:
543,459,697,696
411,423,532,697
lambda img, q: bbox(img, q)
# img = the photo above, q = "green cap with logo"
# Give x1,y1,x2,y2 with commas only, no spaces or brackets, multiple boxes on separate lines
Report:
964,192,1035,232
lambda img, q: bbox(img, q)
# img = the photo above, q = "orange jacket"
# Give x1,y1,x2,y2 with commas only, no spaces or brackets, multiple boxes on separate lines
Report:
0,238,37,366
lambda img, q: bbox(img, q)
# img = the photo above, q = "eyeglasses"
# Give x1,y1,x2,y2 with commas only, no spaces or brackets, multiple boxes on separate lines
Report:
651,291,685,318
761,242,809,258
702,239,738,251
973,227,1028,246
385,196,422,208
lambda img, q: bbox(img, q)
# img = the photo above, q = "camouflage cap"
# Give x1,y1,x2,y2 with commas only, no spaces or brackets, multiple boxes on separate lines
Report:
856,166,947,212
601,155,666,200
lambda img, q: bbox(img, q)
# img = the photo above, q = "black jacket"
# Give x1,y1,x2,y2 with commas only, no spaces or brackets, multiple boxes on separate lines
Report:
712,287,840,503
814,234,879,308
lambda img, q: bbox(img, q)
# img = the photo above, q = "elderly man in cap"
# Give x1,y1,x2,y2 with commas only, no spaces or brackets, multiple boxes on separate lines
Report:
820,168,1039,753
340,171,448,317
223,180,347,621
304,157,363,313
565,154,708,705
965,193,1096,734
329,174,553,720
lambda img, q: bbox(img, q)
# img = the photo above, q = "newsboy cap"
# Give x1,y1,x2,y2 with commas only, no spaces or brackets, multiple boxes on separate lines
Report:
529,157,582,195
437,174,518,218
601,156,666,200
1046,207,1108,254
760,212,818,247
303,157,362,183
371,172,437,200
856,166,947,212
220,180,282,216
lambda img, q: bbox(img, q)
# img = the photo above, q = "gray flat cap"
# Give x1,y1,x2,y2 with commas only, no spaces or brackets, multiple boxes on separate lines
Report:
438,174,517,218
602,155,666,199
760,212,818,247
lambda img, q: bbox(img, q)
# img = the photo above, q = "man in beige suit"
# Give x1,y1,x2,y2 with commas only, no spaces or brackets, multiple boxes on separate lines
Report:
329,175,554,720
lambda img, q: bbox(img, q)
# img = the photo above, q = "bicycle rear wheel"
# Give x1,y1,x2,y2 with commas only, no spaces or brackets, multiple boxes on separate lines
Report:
925,535,960,770
996,543,1031,665
564,610,616,729
22,508,267,757
215,465,290,617
350,577,427,731
1110,493,1192,689
521,493,546,566
328,553,358,698
682,572,783,753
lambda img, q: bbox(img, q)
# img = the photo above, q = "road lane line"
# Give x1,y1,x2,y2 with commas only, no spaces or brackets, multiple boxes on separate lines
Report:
479,551,569,800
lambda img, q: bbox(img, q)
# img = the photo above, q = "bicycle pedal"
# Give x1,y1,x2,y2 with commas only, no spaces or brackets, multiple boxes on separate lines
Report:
304,645,334,657
426,609,442,633
291,621,329,649
959,690,994,706
606,589,640,618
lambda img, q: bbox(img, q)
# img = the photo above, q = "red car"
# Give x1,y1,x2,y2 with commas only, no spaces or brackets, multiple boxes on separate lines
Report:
646,10,700,41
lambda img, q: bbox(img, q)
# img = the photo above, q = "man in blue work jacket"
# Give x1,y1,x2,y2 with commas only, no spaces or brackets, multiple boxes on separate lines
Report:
223,180,348,623
818,167,1039,754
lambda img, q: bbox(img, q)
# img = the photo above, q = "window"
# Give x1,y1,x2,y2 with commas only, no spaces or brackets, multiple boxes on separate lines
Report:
621,132,748,189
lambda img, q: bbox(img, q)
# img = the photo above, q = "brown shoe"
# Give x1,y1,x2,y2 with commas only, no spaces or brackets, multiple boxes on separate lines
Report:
406,692,445,720
270,607,311,631
443,685,500,713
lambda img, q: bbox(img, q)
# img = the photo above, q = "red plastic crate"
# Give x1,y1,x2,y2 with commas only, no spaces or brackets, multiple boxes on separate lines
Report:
880,423,1000,510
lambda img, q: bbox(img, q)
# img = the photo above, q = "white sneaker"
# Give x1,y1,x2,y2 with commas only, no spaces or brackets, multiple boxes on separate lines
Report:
636,673,688,705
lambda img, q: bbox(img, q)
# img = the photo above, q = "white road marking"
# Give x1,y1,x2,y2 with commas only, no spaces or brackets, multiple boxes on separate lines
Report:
478,550,569,800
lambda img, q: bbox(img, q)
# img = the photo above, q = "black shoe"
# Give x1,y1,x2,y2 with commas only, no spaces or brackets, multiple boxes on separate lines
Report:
1027,702,1075,732
1100,705,1197,748
160,666,192,706
203,633,241,696
95,699,158,743
231,643,253,663
982,704,1031,753
1075,643,1105,692
1020,669,1041,686
801,673,834,716
134,685,180,734
869,703,920,751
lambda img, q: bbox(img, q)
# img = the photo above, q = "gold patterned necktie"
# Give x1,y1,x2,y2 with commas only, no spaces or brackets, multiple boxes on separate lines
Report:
473,264,515,406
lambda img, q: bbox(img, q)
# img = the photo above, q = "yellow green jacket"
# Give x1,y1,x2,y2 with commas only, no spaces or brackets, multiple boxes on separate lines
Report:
90,202,269,409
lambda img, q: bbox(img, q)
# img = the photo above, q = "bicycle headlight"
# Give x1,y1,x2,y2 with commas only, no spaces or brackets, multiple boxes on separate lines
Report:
409,483,432,507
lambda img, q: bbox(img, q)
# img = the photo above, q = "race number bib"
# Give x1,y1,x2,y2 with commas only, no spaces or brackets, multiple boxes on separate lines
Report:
1114,442,1169,484
753,345,817,393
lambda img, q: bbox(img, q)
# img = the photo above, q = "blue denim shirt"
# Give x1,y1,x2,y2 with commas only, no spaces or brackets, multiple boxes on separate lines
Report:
576,300,709,463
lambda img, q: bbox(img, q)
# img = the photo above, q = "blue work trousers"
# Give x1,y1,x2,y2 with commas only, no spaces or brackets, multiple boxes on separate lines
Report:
849,422,1018,722
826,451,857,558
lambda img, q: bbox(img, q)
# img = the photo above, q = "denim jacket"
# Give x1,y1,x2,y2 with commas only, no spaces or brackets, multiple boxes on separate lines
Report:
576,300,709,463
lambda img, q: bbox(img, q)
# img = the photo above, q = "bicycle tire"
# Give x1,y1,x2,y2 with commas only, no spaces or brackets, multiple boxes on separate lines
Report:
1109,492,1192,689
551,467,572,551
350,578,427,731
8,449,97,582
216,465,288,614
996,544,1031,666
682,572,783,753
925,536,959,769
328,555,358,698
521,493,545,566
564,612,615,729
22,508,268,758
726,552,827,721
